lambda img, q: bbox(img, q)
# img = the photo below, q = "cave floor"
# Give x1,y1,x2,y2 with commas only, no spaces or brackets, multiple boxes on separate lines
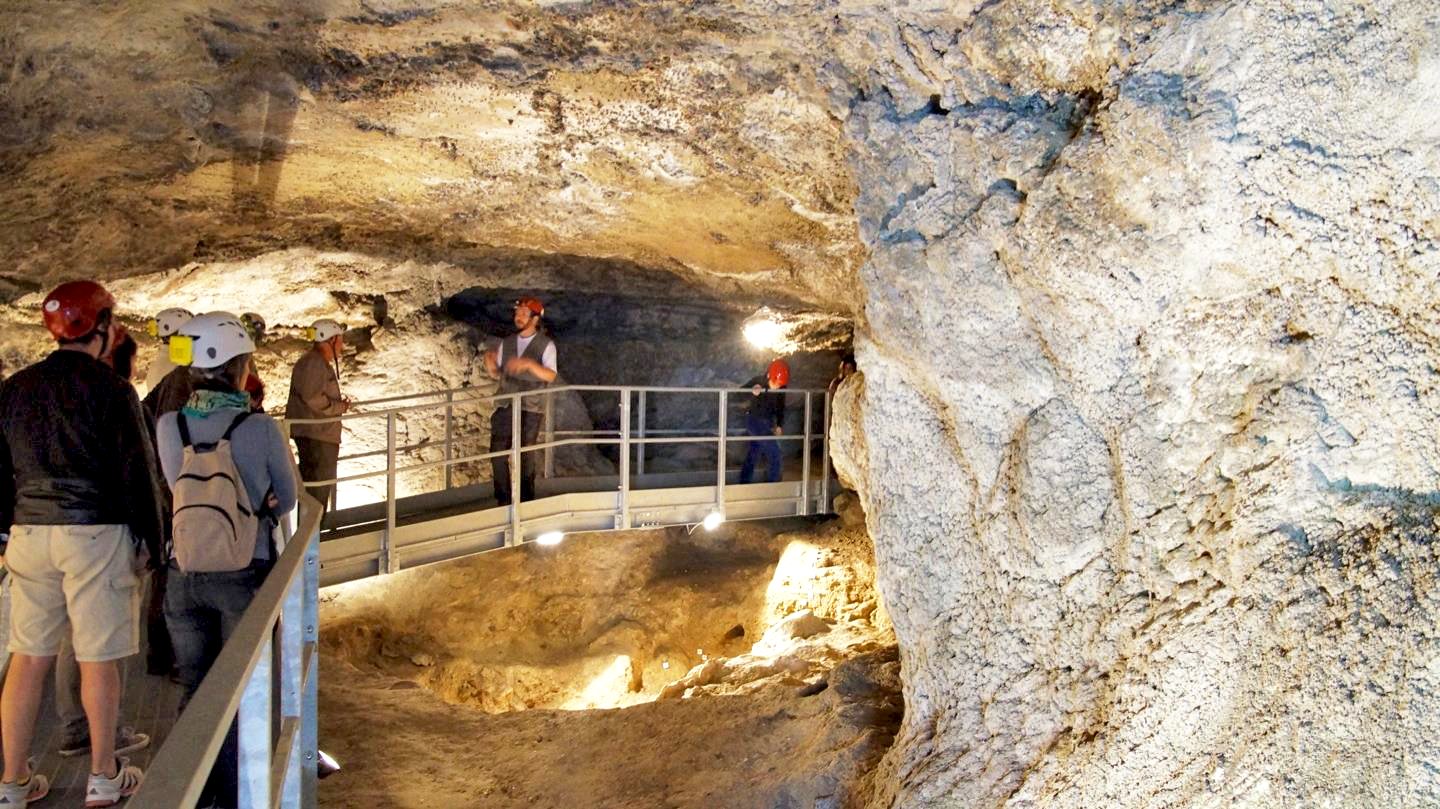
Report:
316,646,900,809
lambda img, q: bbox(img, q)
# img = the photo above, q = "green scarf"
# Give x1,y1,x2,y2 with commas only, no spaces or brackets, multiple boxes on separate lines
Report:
181,389,251,419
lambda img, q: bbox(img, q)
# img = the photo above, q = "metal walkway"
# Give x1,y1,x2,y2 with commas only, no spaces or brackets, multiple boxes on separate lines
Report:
81,382,839,807
299,384,839,586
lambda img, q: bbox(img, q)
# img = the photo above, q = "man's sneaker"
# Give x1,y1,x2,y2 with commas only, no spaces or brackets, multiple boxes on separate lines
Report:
58,727,150,758
84,758,142,808
0,758,50,805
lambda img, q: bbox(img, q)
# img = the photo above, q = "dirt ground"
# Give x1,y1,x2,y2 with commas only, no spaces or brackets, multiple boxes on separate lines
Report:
316,504,901,808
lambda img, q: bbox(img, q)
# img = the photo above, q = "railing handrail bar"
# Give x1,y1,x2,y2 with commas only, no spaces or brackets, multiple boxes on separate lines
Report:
127,492,323,809
296,430,820,488
285,384,830,425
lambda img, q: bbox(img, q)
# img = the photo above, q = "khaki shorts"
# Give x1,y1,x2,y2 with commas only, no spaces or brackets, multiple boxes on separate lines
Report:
5,524,141,662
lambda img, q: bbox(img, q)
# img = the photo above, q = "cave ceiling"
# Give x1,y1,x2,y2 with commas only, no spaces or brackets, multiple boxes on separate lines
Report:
0,0,866,310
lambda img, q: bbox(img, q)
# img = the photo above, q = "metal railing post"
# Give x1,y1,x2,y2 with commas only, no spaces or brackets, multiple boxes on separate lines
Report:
383,412,398,574
821,391,832,514
301,530,320,808
510,395,522,546
636,390,647,477
801,391,812,516
278,562,304,808
543,391,555,481
619,388,631,529
443,390,454,491
716,391,727,512
236,642,273,808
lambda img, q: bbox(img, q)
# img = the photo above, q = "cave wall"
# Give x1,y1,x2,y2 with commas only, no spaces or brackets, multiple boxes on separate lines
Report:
831,0,1440,806
4,0,1440,805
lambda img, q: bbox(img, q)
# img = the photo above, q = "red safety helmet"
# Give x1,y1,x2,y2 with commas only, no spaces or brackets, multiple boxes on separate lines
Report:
515,296,544,317
42,280,116,341
767,359,790,387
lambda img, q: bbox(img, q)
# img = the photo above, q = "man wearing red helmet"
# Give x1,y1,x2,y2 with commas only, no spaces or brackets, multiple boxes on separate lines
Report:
0,281,162,804
740,359,790,484
483,296,557,505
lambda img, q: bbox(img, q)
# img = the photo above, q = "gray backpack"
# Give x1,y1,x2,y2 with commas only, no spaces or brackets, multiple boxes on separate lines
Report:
171,412,257,572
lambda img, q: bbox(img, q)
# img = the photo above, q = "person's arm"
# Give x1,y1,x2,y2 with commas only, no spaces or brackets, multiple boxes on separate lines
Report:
527,342,558,383
263,419,299,516
155,414,183,486
1,407,14,542
117,387,165,565
484,343,502,380
502,344,557,383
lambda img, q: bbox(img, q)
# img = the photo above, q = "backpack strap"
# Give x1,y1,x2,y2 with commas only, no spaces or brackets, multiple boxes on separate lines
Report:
221,410,253,442
176,413,193,449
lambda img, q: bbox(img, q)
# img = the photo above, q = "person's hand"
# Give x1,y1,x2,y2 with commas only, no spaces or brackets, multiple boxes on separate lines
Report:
752,384,763,396
504,356,536,376
338,396,353,414
266,492,281,510
772,426,783,436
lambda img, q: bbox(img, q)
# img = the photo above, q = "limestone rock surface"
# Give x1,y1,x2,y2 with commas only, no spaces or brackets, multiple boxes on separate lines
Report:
831,1,1440,807
4,0,1440,807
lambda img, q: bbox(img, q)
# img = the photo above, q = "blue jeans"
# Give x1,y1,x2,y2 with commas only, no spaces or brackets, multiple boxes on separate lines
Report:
164,561,271,809
740,414,782,484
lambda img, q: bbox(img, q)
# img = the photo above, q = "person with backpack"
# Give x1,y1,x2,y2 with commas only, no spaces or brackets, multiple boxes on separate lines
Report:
154,312,297,809
0,280,162,807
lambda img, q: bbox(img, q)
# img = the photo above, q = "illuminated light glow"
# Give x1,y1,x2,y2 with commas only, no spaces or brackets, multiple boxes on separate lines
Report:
536,531,565,546
743,317,787,351
702,511,725,531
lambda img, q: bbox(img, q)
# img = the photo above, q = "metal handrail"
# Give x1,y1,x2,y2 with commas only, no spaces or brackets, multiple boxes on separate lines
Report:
280,383,835,570
129,491,322,809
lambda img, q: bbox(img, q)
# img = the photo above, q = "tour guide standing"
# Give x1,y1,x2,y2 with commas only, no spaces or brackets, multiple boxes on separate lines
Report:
286,319,349,515
740,359,790,484
0,280,162,806
484,296,557,505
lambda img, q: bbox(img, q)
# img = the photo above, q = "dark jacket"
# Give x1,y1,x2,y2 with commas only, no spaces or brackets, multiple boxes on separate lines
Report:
0,351,165,561
142,364,194,421
743,376,787,430
285,348,344,443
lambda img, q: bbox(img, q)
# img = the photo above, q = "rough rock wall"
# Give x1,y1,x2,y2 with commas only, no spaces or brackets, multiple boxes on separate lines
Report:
0,0,863,309
832,1,1440,807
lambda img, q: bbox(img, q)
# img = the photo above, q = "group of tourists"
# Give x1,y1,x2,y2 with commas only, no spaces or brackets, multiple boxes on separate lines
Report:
0,282,840,807
0,281,350,808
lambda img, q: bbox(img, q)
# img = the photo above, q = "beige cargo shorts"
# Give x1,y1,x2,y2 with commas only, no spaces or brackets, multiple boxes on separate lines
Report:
5,524,142,662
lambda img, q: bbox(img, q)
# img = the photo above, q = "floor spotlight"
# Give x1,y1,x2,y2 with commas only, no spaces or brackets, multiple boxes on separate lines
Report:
702,511,725,532
536,531,565,546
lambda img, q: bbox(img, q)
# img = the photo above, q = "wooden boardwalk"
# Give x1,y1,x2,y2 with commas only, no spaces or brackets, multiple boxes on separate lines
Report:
0,574,184,803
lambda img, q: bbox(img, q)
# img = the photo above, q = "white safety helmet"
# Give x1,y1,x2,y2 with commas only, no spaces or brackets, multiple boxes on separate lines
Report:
148,307,193,339
307,318,346,343
172,311,255,370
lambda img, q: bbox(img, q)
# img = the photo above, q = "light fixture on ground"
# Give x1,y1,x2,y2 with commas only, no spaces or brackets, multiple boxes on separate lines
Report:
702,511,725,531
536,531,565,546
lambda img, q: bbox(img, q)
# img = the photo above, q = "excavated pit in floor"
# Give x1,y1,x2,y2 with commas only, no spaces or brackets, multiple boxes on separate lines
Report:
316,504,901,809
